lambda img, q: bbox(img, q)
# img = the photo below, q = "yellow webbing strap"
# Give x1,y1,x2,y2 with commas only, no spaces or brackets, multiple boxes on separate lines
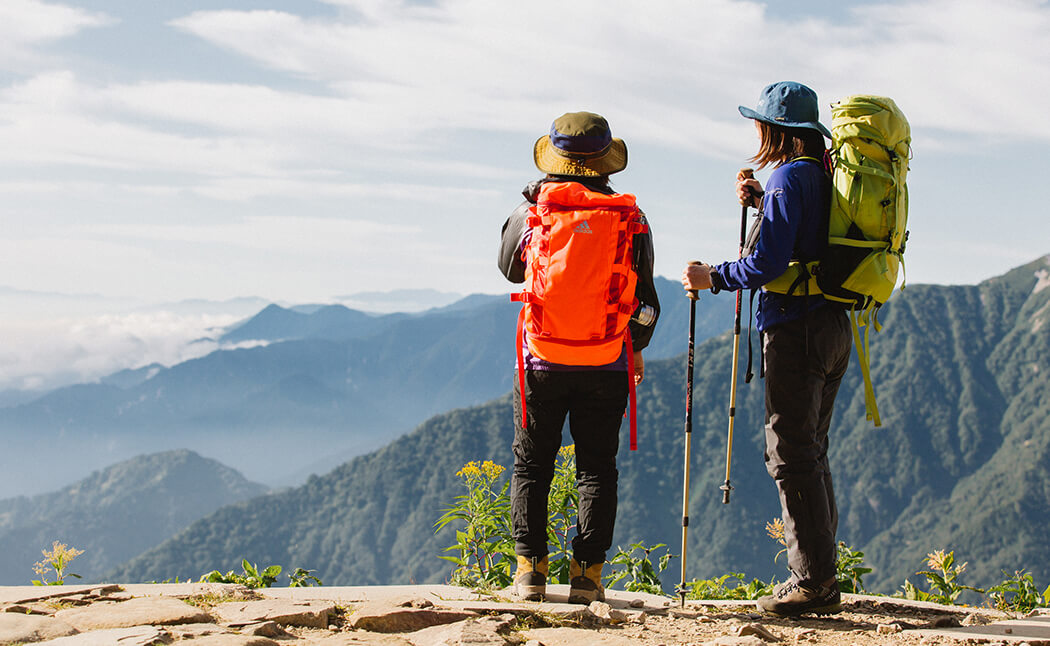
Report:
827,237,889,249
849,308,882,427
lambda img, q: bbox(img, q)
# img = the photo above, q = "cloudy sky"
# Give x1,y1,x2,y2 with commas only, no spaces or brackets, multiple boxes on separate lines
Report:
1,0,1048,390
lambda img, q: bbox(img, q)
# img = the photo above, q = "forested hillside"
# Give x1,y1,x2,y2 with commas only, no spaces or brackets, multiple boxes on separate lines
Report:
0,450,266,584
109,257,1050,594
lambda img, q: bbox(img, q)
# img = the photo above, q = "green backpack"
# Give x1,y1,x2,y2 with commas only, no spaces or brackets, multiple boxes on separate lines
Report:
764,95,911,426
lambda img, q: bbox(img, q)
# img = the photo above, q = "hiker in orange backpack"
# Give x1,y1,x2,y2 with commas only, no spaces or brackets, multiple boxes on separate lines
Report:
498,111,659,604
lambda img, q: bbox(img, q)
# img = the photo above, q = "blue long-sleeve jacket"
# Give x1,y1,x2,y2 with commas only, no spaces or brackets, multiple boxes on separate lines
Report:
710,158,831,331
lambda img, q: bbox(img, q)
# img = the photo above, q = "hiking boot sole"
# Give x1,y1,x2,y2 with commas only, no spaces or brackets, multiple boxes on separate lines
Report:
758,600,842,617
515,584,546,601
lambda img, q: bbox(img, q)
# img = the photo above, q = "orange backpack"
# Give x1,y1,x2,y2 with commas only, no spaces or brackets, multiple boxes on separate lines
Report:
511,181,647,449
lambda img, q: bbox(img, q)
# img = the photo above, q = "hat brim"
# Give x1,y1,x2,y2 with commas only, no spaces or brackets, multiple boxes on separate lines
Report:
738,105,832,139
533,136,628,177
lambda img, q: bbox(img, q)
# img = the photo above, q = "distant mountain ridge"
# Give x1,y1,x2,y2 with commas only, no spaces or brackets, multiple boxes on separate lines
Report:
0,277,735,496
109,256,1050,594
0,449,266,585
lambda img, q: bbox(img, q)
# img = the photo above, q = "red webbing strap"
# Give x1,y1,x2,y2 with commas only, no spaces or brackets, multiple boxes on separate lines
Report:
625,328,637,451
515,305,528,429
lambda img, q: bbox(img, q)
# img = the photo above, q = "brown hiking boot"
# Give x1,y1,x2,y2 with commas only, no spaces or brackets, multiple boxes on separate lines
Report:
757,577,842,616
514,555,548,601
568,558,605,604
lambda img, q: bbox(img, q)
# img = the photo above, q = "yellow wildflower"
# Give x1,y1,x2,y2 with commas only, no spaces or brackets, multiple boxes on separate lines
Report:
766,518,786,546
479,461,505,480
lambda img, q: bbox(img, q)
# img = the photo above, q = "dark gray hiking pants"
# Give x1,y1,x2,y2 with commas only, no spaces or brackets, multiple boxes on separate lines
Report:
763,303,852,585
511,369,628,565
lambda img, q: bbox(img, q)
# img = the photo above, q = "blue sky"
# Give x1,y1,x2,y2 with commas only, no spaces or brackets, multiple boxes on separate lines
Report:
1,0,1048,389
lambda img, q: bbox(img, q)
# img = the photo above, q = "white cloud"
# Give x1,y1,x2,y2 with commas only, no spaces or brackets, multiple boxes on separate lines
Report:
0,0,112,71
170,0,1050,145
0,311,241,392
0,0,1047,310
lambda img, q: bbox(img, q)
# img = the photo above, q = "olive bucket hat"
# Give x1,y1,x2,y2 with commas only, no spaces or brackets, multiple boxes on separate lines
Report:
533,111,627,177
738,81,831,139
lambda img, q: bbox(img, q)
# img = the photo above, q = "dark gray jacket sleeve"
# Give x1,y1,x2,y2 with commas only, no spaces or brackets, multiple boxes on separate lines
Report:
629,213,660,351
497,201,531,283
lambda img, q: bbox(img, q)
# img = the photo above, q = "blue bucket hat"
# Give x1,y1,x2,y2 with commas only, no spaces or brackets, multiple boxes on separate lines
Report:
738,81,831,139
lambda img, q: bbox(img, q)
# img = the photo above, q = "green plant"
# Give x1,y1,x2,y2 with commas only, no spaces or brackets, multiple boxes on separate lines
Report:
201,559,282,589
899,550,983,605
987,569,1049,613
288,567,323,587
435,460,514,589
32,542,83,586
605,542,675,595
836,541,872,594
436,447,585,590
686,572,774,600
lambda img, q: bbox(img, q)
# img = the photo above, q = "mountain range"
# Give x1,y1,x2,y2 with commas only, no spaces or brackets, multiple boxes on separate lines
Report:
107,256,1050,594
0,277,734,497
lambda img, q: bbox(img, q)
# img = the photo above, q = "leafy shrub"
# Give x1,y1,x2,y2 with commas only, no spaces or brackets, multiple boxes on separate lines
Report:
201,559,282,589
898,550,983,604
987,569,1050,613
605,542,675,595
32,542,83,586
687,572,773,600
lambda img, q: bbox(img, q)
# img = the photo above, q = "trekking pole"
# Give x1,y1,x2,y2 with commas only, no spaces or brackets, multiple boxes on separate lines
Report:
720,168,755,505
677,261,701,607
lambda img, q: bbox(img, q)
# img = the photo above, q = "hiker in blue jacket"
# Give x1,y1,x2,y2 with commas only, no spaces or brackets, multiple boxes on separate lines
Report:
681,82,851,617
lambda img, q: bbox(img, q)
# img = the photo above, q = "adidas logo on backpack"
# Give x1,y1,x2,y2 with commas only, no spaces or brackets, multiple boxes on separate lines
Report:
573,220,594,234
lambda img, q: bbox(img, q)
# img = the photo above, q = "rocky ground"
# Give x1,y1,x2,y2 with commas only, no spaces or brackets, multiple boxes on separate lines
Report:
1,582,1047,645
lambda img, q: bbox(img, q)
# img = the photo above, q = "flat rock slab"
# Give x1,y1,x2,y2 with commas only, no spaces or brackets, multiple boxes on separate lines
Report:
523,627,639,646
702,637,768,646
0,585,124,608
0,612,79,643
167,622,236,639
118,583,253,599
212,598,336,628
167,635,280,646
54,596,212,631
405,615,514,646
32,624,171,645
307,633,416,645
260,585,484,604
913,613,1050,643
348,599,478,633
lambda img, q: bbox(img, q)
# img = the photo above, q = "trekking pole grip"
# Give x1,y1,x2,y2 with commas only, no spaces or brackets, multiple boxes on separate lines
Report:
738,167,757,209
687,260,702,300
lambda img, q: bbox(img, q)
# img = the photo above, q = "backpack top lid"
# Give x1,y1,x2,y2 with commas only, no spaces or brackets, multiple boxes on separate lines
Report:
536,179,637,210
831,95,911,154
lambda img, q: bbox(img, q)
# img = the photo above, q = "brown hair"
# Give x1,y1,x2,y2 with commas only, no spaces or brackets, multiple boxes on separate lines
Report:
750,121,827,170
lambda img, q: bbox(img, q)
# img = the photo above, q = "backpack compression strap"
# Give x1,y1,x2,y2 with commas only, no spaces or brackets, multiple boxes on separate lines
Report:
513,297,638,451
625,328,637,451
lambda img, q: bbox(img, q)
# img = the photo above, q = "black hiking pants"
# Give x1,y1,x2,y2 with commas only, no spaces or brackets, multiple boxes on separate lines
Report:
511,369,628,565
763,303,851,586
